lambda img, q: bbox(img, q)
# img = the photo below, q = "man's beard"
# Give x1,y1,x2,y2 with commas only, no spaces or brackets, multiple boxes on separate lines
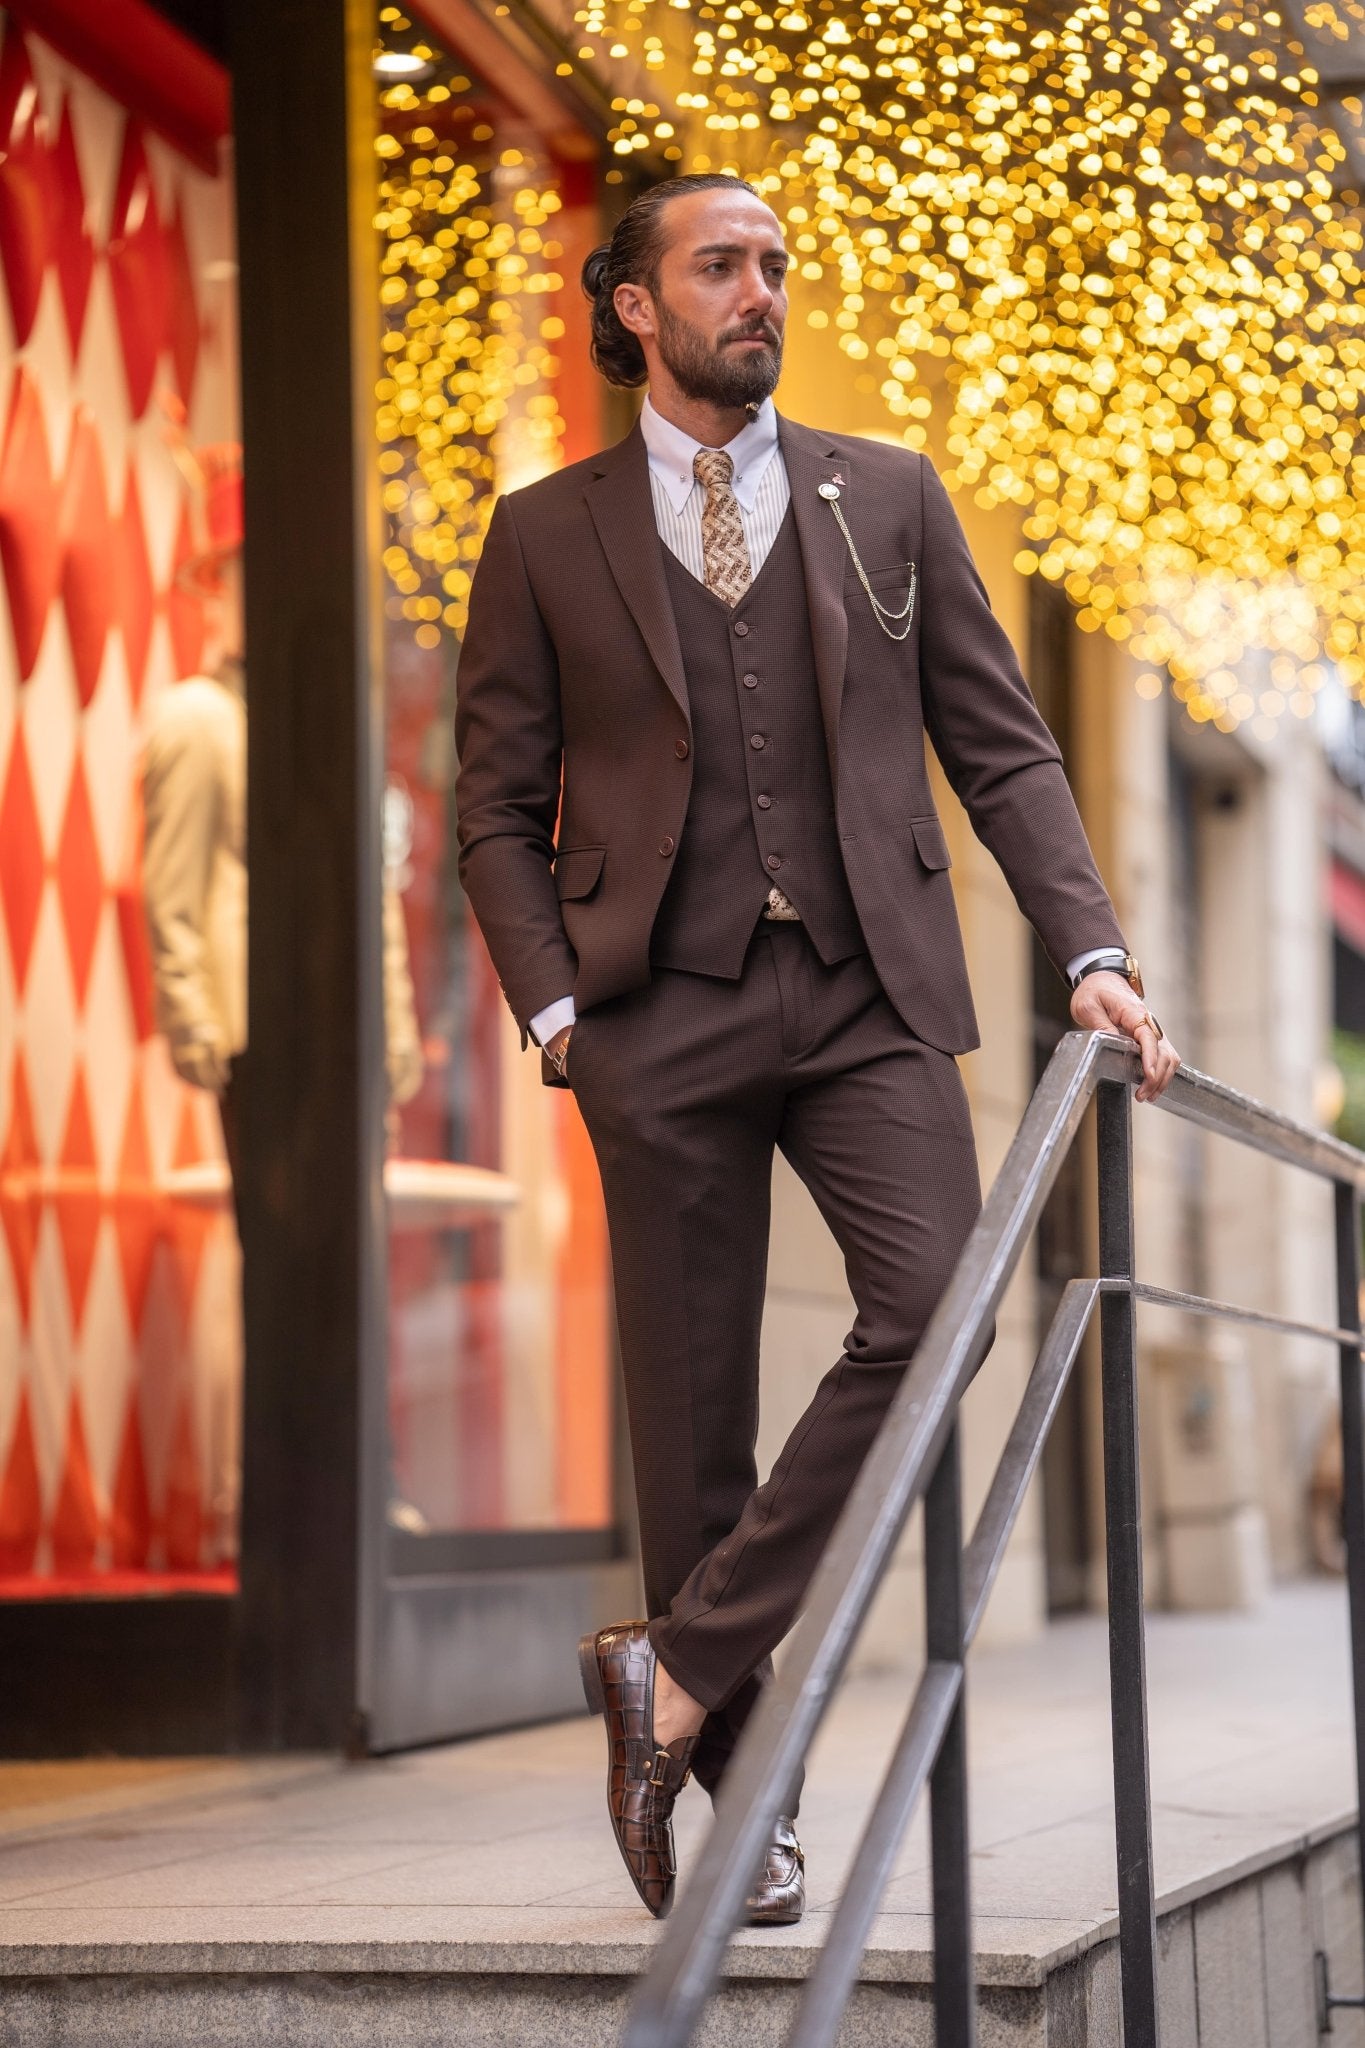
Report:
655,293,783,409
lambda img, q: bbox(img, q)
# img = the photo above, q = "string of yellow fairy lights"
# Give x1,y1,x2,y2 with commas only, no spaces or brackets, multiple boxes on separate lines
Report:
571,0,1365,731
1302,0,1365,52
375,15,567,644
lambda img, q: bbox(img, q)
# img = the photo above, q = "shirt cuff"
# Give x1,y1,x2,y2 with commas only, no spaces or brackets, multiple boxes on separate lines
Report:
1066,946,1128,985
529,995,576,1047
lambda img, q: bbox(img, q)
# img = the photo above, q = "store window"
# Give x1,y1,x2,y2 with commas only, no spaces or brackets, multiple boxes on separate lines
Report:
0,20,240,1595
374,16,615,1547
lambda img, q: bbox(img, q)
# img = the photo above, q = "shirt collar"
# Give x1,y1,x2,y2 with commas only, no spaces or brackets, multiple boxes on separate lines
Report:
640,395,781,517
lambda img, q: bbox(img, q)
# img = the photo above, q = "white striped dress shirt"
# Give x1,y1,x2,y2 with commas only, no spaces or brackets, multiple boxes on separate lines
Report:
639,395,791,581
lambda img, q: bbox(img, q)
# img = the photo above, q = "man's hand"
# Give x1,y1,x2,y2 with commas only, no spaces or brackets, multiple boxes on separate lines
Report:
1069,971,1180,1104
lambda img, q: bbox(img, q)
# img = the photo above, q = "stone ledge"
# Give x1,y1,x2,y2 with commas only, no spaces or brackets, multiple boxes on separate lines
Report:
0,1911,1101,1989
0,1808,1355,1994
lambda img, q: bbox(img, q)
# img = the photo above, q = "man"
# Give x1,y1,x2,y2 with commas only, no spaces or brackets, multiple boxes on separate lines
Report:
455,173,1178,1924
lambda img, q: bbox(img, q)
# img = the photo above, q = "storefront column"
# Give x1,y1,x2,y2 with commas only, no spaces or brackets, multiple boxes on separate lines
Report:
231,0,388,1748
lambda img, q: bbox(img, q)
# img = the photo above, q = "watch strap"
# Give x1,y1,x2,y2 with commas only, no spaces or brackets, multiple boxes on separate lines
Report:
1072,951,1144,997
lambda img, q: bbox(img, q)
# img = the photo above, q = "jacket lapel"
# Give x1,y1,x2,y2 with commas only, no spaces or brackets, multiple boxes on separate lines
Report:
584,425,690,728
778,414,850,784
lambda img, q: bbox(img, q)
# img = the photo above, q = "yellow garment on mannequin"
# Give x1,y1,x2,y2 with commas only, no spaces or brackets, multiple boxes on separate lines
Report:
141,672,424,1105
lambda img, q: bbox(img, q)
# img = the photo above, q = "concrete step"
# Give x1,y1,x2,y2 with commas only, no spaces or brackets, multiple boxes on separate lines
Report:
0,1824,1358,2046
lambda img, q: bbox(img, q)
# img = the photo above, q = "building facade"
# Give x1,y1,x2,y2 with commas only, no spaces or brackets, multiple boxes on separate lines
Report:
0,0,1352,1754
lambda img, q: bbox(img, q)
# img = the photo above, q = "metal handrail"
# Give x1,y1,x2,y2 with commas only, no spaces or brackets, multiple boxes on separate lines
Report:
623,1030,1365,2048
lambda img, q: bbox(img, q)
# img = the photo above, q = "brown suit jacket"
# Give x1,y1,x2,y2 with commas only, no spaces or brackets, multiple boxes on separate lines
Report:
454,412,1125,1061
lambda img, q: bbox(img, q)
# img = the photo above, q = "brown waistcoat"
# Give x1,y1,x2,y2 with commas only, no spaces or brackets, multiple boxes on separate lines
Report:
650,513,865,978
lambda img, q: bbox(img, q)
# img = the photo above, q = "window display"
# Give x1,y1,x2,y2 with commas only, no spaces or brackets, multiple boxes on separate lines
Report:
375,16,615,1541
0,23,240,1592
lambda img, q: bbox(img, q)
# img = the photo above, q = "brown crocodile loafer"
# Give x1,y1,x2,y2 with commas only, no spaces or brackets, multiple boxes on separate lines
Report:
579,1622,699,1919
745,1814,805,1925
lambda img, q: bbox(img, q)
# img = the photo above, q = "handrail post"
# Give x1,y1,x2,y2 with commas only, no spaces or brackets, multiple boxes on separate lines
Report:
1334,1182,1365,1995
623,1037,1365,2048
1097,1079,1160,2047
926,1421,975,2046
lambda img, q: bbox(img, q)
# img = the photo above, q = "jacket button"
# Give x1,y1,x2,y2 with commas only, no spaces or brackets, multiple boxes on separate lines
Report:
766,854,782,870
734,621,750,637
742,673,758,688
659,836,675,856
750,733,766,750
675,738,689,758
756,794,772,810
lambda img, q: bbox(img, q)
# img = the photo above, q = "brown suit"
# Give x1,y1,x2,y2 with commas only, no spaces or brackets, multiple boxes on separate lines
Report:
455,413,1122,1795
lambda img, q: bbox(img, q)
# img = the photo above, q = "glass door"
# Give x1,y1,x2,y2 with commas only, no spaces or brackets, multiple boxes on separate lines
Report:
359,11,633,1749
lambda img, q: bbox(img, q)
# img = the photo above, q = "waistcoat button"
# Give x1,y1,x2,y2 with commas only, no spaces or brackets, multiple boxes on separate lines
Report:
756,794,772,810
742,673,758,688
658,836,675,856
734,621,750,637
675,739,689,758
766,854,782,870
750,733,766,750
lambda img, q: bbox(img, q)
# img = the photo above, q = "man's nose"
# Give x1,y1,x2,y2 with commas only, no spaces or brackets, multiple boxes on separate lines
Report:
738,264,775,319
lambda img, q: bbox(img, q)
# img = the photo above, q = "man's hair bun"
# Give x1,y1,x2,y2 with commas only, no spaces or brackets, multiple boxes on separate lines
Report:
581,244,612,303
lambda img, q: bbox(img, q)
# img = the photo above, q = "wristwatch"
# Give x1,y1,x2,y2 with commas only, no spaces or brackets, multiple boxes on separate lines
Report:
546,1029,572,1078
1071,950,1144,998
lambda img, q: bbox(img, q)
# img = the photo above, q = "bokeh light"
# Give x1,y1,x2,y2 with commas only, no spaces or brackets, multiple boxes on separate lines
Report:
375,10,567,638
570,0,1365,727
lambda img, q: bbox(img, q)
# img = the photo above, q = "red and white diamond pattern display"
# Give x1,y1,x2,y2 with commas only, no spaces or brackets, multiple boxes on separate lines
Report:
0,20,240,1592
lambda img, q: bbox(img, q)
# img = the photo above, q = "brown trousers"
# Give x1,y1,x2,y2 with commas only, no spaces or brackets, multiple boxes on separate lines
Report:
568,923,982,1800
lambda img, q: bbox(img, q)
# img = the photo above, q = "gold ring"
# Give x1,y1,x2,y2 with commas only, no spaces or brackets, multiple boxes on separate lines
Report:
1140,1010,1163,1041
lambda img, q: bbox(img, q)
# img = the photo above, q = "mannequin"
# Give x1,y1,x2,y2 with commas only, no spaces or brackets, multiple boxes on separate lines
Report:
141,435,424,1188
139,428,427,1556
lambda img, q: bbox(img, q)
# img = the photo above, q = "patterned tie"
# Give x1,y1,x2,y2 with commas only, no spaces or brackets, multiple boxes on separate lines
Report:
692,447,800,923
693,448,752,607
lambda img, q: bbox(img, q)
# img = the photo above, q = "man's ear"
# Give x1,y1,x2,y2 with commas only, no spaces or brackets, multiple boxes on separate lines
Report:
614,280,655,340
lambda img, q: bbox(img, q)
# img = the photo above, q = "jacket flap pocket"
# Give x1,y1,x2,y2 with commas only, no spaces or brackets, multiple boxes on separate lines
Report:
554,845,606,901
844,562,914,593
910,815,951,871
